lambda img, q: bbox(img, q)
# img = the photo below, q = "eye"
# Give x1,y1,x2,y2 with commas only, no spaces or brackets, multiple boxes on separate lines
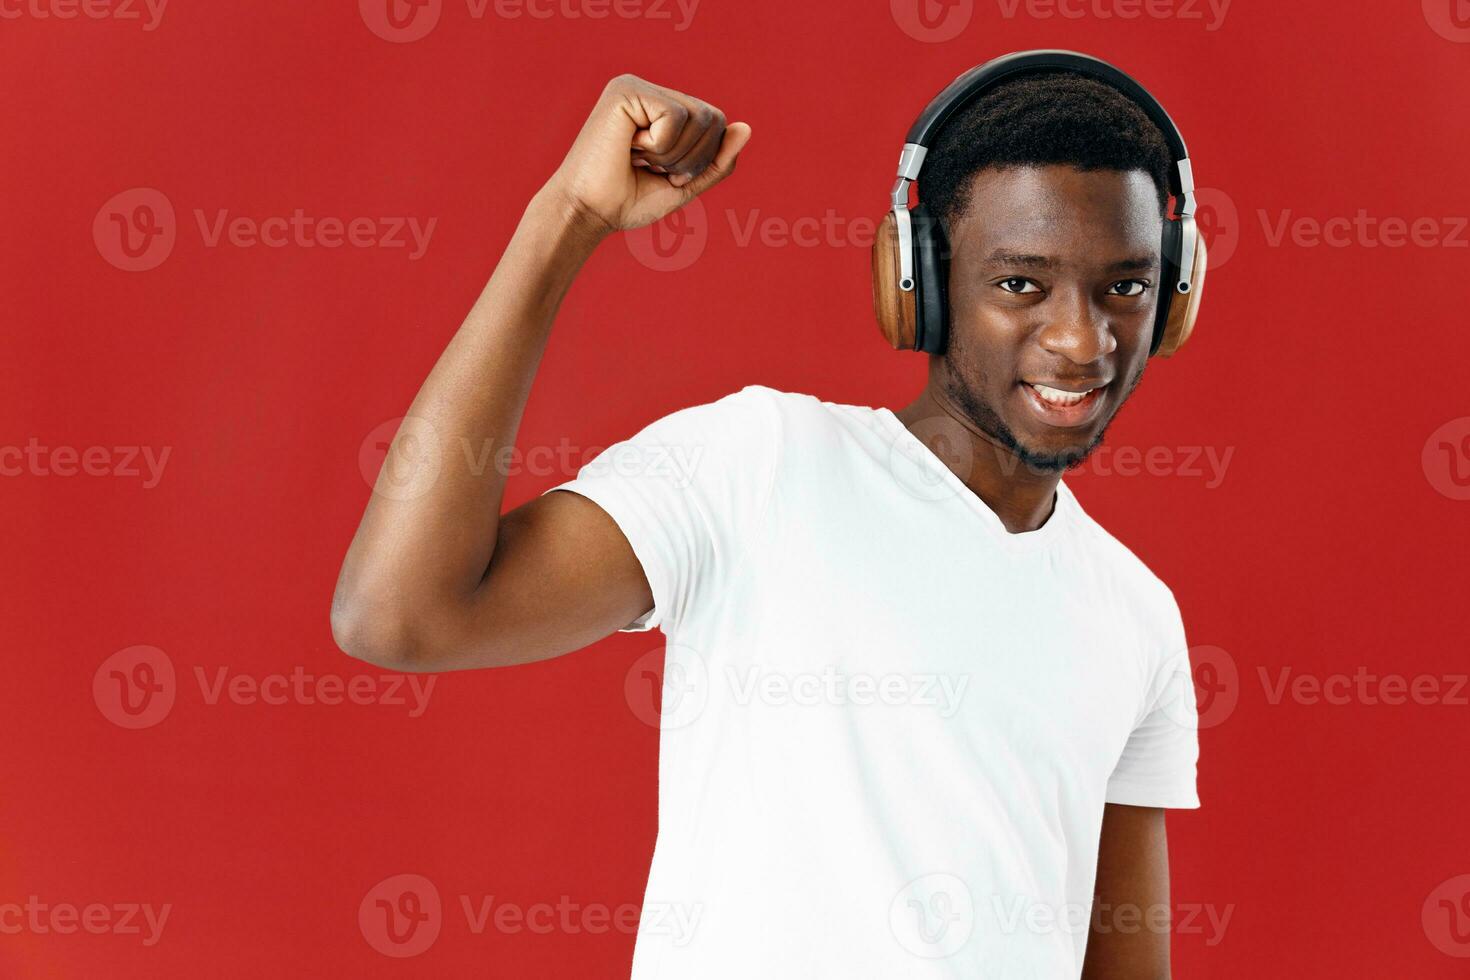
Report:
1108,279,1151,297
997,277,1040,295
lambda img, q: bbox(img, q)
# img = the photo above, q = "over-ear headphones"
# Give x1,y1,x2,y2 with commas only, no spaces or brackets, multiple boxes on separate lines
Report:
872,49,1206,358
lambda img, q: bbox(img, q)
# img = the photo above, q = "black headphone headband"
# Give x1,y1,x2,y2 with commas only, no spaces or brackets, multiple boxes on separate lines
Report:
904,49,1190,200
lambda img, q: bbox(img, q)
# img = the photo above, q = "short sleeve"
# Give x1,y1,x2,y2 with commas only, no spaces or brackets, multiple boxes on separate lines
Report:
1105,600,1201,809
541,385,782,636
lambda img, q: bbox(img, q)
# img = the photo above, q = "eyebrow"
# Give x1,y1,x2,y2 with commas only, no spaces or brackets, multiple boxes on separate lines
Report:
981,249,1157,274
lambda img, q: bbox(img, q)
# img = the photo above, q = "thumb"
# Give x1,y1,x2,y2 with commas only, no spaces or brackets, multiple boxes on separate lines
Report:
680,122,752,199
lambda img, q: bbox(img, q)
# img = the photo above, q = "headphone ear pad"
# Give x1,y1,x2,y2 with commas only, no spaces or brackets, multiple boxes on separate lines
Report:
872,211,918,350
1155,227,1207,358
911,203,951,354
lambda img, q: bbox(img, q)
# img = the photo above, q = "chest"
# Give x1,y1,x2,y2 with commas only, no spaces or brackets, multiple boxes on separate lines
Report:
718,497,1153,773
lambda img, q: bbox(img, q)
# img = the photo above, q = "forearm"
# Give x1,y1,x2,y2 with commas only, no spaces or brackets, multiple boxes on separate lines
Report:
332,182,607,662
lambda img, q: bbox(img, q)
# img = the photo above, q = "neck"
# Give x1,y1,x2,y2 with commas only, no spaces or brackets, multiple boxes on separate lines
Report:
893,385,1062,534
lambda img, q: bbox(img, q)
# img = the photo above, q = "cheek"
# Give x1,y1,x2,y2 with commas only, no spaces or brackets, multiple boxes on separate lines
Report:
944,317,1016,400
1115,318,1154,370
946,288,1024,372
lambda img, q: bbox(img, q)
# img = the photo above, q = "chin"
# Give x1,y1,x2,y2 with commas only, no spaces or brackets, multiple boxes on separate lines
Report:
1019,445,1094,474
1006,425,1105,474
943,371,1110,474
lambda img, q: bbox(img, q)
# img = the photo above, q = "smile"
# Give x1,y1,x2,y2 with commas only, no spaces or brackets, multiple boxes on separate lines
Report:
1019,381,1109,428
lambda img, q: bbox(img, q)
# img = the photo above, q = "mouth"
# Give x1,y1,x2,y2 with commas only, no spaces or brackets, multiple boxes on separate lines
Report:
1018,380,1110,429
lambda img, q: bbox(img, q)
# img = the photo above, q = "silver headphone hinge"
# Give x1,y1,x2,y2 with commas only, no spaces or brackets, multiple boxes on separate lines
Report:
1175,214,1197,293
894,204,915,291
896,143,928,182
1174,157,1196,217
889,144,930,293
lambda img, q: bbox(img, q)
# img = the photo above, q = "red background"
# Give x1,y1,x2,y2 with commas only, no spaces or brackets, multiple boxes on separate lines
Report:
4,0,1470,975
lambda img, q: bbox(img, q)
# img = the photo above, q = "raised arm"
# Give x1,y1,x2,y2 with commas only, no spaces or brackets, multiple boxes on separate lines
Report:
330,74,751,672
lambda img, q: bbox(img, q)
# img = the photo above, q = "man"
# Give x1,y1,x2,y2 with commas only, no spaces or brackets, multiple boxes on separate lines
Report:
333,62,1201,978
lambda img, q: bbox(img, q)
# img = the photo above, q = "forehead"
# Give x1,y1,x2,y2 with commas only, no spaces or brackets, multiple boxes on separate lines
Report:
947,164,1162,260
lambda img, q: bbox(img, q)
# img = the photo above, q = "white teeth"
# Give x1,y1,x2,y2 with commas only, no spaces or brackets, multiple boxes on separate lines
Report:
1029,383,1093,406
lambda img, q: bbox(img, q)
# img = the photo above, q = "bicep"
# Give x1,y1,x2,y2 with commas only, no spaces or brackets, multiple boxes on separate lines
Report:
1081,803,1172,980
431,488,654,670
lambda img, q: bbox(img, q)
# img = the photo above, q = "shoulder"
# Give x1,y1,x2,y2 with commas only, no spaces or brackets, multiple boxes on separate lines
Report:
666,384,878,451
734,385,894,447
610,385,786,463
611,384,874,479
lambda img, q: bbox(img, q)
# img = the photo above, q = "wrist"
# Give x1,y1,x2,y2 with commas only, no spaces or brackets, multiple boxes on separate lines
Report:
530,181,614,249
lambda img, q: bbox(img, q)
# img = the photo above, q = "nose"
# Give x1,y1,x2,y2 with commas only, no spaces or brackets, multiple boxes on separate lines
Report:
1035,289,1117,365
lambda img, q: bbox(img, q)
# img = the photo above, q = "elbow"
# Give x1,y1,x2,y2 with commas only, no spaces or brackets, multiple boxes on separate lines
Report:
330,590,434,673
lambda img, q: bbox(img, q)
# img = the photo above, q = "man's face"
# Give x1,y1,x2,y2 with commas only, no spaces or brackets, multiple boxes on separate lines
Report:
938,164,1163,473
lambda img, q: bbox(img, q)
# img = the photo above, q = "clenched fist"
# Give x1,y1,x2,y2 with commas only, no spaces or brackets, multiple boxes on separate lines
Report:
545,74,752,236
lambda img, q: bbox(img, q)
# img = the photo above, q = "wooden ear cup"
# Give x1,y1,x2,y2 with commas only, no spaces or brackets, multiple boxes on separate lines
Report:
1154,228,1208,358
872,211,918,350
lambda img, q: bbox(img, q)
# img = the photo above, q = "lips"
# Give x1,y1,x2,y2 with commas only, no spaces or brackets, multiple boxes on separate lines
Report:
1019,380,1109,428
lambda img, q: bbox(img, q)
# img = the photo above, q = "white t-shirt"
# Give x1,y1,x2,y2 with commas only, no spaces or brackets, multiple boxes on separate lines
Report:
545,384,1200,979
